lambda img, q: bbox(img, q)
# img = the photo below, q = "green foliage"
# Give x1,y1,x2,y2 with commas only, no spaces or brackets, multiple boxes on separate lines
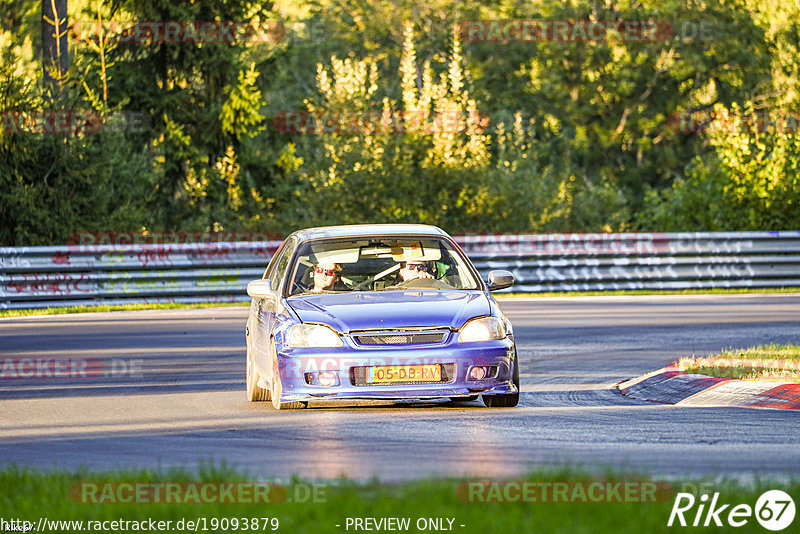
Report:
68,0,280,233
483,0,771,210
1,0,799,244
0,50,151,245
4,466,800,534
641,103,800,230
257,0,782,234
264,24,625,233
220,64,265,138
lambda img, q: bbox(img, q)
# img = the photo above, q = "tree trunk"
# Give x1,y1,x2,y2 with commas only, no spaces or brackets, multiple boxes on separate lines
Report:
42,0,69,101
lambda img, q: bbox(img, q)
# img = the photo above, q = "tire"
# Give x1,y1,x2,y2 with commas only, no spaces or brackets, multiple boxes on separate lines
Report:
482,351,520,408
246,346,270,401
270,341,307,411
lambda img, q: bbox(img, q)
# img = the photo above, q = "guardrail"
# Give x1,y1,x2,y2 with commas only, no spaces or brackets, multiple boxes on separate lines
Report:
458,231,800,292
0,241,281,310
1,231,799,309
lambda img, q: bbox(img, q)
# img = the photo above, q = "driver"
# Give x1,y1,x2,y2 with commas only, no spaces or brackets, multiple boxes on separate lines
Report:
398,261,434,282
312,261,344,292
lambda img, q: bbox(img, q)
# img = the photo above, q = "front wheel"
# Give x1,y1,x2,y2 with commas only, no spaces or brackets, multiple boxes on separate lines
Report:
246,347,270,401
482,351,520,408
270,342,307,410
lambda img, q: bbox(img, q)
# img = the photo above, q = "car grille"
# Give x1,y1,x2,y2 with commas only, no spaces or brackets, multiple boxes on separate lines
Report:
351,363,456,386
354,332,446,345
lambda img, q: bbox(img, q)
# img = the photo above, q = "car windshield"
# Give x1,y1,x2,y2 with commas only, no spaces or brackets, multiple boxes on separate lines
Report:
287,236,480,295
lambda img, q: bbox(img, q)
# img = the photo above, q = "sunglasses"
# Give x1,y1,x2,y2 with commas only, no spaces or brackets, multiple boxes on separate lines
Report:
315,267,337,276
403,264,426,271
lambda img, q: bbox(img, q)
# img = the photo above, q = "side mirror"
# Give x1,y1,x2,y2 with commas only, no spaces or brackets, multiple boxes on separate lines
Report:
247,279,274,299
487,270,514,292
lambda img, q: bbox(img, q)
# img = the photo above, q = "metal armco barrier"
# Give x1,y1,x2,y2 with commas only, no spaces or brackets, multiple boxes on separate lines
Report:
0,241,281,310
457,231,800,292
1,232,799,309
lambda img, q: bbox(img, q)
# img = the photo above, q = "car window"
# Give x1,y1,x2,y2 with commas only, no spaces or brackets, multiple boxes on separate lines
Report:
286,237,480,295
263,240,287,280
269,239,296,290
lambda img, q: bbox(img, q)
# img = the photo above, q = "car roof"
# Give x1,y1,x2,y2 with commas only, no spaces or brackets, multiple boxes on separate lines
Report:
287,224,450,242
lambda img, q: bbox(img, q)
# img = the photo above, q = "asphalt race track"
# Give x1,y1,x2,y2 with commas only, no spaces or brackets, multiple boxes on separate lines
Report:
1,294,799,481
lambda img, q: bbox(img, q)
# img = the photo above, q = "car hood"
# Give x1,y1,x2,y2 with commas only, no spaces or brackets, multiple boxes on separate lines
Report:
287,291,490,332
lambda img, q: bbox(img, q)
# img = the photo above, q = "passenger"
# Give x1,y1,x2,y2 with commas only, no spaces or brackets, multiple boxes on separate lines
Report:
398,261,434,282
312,262,345,292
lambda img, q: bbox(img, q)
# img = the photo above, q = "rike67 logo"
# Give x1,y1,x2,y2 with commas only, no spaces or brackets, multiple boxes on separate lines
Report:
668,490,795,531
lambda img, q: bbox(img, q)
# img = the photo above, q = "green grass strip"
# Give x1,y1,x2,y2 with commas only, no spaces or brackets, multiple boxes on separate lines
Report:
1,466,798,533
677,344,800,382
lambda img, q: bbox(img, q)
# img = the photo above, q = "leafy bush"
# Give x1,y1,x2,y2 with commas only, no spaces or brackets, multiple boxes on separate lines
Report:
0,51,151,245
640,103,800,231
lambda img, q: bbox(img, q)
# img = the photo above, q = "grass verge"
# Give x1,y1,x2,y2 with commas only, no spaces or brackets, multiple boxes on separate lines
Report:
2,465,797,533
677,344,800,382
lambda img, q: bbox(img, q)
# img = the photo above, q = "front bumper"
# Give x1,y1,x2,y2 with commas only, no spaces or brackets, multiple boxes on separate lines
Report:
270,336,517,402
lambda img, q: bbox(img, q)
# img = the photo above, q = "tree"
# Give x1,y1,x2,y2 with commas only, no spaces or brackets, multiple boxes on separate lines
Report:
41,0,69,100
265,23,584,233
641,103,800,230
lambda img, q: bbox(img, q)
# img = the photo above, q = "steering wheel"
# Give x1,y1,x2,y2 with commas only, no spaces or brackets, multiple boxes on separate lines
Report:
387,277,453,289
353,265,400,291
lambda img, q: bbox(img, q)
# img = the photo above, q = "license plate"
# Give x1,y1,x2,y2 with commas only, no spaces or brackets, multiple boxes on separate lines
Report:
369,364,441,383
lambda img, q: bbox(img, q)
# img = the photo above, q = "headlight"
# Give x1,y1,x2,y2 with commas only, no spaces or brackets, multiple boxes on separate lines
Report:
458,316,507,342
287,323,343,347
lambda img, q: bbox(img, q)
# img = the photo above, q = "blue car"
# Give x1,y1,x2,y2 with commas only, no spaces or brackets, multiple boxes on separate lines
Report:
245,224,519,409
